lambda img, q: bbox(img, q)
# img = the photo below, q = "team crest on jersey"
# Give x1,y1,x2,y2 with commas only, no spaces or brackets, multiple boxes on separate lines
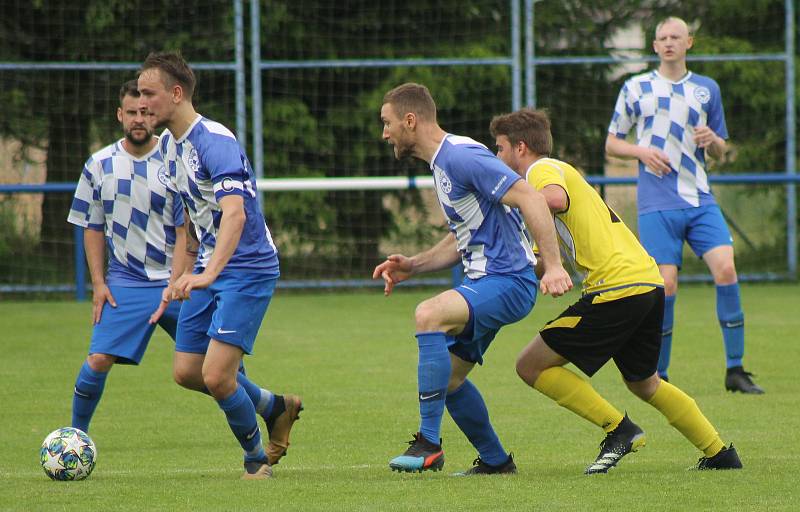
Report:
693,86,711,104
187,148,200,172
157,166,170,187
438,171,453,194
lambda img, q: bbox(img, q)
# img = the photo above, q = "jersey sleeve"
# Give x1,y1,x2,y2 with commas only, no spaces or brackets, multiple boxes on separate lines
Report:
527,161,567,192
67,158,104,231
200,136,249,202
461,149,520,204
608,82,635,138
170,187,185,227
706,79,729,140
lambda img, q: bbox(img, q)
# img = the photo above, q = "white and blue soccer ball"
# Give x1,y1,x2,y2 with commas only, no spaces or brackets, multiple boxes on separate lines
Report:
40,427,97,481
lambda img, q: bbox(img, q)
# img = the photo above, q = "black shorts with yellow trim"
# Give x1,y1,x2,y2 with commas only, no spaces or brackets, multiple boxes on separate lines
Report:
539,287,664,382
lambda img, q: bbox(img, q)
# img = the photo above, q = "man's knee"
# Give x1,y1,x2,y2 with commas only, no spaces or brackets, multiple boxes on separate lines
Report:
414,300,442,331
712,260,738,284
86,353,115,373
625,374,660,401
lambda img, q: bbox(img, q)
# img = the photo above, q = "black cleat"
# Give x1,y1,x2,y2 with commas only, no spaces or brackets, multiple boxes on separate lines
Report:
454,453,517,476
389,432,444,473
696,443,743,470
725,366,764,394
585,413,646,475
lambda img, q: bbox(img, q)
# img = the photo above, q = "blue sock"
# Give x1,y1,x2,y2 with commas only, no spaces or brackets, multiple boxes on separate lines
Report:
416,332,451,445
71,361,109,433
236,372,275,418
216,385,266,462
446,379,507,466
717,283,745,368
658,295,676,379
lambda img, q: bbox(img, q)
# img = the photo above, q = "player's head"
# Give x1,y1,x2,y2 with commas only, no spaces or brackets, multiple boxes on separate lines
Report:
117,79,153,147
380,82,437,160
137,51,196,129
490,108,552,174
653,17,693,64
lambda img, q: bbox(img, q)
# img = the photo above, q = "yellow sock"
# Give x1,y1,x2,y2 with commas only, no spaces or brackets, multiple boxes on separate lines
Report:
533,367,624,432
647,380,725,457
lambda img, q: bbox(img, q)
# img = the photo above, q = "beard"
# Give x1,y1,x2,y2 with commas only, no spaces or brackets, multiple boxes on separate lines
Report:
393,140,415,160
124,126,153,146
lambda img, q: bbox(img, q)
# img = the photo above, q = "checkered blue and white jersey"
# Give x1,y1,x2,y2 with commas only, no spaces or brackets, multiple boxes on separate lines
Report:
160,116,279,276
608,70,728,213
67,138,184,285
431,134,536,279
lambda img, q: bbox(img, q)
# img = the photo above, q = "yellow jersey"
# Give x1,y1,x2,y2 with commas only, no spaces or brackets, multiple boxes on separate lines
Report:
526,157,664,300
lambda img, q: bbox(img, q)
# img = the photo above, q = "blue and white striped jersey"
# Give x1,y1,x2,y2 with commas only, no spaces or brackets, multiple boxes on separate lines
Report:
160,116,279,276
67,139,184,286
608,70,728,214
431,134,536,279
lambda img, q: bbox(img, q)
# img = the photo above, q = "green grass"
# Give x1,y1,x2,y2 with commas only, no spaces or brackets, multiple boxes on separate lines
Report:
1,282,798,511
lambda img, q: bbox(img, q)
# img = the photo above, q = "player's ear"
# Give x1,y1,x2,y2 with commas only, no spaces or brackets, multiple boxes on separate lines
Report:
172,84,183,104
686,35,694,50
117,107,123,123
404,112,416,130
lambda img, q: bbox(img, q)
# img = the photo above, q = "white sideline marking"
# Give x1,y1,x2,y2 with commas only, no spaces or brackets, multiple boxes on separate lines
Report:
4,463,375,479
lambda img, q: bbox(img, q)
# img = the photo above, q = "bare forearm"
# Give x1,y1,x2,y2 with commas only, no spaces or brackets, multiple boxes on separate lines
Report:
202,209,244,280
605,135,644,160
170,226,188,284
410,232,460,274
707,136,726,160
83,229,106,285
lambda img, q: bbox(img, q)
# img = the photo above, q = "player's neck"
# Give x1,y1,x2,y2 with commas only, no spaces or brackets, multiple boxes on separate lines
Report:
122,137,157,158
167,104,200,140
415,125,447,164
658,61,688,82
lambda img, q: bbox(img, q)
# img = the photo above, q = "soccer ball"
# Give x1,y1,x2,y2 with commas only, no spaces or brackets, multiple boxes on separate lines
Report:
40,427,97,481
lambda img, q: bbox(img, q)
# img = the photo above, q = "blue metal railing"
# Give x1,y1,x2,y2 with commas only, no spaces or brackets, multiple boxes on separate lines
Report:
2,172,798,298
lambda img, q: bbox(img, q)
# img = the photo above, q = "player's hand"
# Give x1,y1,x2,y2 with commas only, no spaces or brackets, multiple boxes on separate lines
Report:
148,286,172,325
172,273,214,301
372,254,413,296
91,283,116,325
639,147,672,177
693,126,718,149
538,266,573,297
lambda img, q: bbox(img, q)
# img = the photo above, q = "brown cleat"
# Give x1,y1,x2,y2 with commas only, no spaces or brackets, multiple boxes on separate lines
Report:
265,394,303,465
241,458,272,480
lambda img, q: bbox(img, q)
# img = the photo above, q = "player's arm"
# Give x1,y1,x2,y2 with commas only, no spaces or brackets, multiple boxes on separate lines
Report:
173,195,244,299
372,232,460,296
605,134,671,176
149,224,187,324
182,213,200,275
540,183,568,213
84,228,116,324
501,179,572,297
694,126,726,160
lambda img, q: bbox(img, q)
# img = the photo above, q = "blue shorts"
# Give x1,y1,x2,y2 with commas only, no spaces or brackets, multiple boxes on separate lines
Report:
449,267,538,365
175,272,277,355
639,204,733,268
89,285,180,365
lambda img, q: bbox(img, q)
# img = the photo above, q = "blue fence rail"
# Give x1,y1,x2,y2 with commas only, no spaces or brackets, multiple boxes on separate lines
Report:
2,173,798,299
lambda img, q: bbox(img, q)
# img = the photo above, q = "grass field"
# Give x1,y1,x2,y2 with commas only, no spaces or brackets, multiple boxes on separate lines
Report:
1,282,798,511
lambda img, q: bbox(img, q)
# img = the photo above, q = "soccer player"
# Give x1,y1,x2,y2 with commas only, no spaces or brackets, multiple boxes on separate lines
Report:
491,107,742,473
605,16,763,393
137,52,301,480
374,83,572,475
67,80,187,435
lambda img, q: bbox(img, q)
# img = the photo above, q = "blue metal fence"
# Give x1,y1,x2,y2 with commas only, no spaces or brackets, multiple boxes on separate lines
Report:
3,172,798,298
